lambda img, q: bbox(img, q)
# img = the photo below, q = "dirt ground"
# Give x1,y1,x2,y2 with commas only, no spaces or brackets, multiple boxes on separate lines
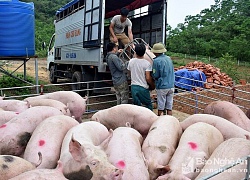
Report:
1,58,191,121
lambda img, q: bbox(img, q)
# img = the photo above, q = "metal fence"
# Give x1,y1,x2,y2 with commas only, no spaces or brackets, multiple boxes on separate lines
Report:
0,76,250,178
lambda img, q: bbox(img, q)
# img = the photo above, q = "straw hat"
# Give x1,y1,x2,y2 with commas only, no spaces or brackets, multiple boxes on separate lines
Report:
151,43,167,53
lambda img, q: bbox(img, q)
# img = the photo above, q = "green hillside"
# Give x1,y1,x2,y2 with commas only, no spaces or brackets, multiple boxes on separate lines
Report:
22,0,71,57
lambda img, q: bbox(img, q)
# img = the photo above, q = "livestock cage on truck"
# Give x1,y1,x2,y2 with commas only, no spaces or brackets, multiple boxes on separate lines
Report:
47,0,168,93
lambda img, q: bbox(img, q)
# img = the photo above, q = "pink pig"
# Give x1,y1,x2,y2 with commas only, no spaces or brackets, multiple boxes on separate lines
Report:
23,115,79,169
0,111,19,126
142,115,182,180
105,127,149,180
91,104,158,137
204,100,250,131
59,121,123,180
0,154,41,180
157,122,224,180
181,114,250,140
24,91,88,122
195,138,250,180
24,99,71,116
9,161,68,180
144,45,156,64
0,106,63,156
0,99,30,113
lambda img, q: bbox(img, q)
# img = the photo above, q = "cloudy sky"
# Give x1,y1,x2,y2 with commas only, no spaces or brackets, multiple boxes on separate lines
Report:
167,0,215,28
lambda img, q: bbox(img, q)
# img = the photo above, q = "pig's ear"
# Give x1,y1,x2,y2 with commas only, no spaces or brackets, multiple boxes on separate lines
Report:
56,160,64,172
99,129,113,150
24,100,31,108
69,135,85,161
156,165,171,175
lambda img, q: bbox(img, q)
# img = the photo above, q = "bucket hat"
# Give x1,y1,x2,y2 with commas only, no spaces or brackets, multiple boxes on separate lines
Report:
151,43,167,53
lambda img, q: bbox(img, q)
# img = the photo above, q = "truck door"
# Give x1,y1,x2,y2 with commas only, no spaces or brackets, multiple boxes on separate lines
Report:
83,0,104,48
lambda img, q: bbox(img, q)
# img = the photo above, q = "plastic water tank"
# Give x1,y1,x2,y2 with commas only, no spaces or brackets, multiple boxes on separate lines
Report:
0,0,35,57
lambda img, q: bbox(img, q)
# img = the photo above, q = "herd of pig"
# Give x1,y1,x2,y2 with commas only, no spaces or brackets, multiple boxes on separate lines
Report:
0,90,250,180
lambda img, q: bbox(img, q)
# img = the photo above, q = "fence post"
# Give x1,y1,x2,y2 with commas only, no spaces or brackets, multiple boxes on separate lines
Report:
194,91,198,114
86,82,89,112
244,156,250,180
35,57,39,94
231,81,236,103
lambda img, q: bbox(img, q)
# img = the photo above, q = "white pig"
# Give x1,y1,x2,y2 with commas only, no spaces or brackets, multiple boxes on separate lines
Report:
24,99,71,116
23,115,79,169
157,122,224,180
9,161,68,180
195,138,250,180
59,121,123,180
0,106,63,156
142,115,182,180
181,114,250,140
144,45,156,65
0,111,19,126
204,100,250,131
91,104,158,137
105,127,149,180
0,153,41,180
24,91,88,122
0,99,30,113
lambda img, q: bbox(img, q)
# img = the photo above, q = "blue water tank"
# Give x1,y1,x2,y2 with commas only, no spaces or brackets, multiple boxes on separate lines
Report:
0,0,35,57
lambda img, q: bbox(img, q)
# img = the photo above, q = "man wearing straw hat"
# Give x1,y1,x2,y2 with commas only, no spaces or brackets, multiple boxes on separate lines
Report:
151,43,175,116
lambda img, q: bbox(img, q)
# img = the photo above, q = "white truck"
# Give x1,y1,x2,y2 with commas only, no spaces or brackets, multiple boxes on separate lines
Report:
47,0,167,92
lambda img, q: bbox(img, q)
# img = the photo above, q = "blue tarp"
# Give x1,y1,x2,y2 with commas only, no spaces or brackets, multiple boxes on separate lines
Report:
175,69,206,91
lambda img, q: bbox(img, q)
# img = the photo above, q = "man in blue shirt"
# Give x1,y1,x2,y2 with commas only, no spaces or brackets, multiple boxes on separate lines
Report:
151,43,175,115
106,42,129,104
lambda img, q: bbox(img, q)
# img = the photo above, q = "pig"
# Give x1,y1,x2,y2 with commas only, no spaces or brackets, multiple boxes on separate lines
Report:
144,45,156,65
142,115,183,180
91,104,158,137
0,111,19,126
0,99,30,113
204,100,250,131
59,121,123,180
23,115,79,169
24,99,71,116
105,127,149,180
195,138,250,180
24,91,88,122
9,161,68,180
157,122,224,180
0,106,63,156
180,114,250,140
0,153,41,180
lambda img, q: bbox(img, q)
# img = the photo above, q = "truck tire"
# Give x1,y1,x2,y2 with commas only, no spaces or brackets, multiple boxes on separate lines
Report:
72,71,85,95
49,66,57,83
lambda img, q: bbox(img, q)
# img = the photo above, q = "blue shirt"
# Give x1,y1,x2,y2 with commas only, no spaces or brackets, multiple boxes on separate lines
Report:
152,54,175,89
106,52,127,86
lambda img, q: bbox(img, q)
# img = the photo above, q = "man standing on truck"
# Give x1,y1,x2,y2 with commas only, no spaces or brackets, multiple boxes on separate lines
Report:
109,7,133,48
106,42,129,105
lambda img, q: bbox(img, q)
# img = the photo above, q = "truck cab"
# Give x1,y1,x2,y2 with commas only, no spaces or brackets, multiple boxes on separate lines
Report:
47,0,167,91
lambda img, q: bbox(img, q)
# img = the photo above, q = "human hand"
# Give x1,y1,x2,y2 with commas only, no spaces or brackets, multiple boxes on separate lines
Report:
118,49,123,53
113,37,118,43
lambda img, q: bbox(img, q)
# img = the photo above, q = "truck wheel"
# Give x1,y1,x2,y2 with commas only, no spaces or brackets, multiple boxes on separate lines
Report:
49,66,57,83
72,71,85,95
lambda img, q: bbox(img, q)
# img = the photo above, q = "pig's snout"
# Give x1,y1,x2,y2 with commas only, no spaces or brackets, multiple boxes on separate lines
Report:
112,169,123,180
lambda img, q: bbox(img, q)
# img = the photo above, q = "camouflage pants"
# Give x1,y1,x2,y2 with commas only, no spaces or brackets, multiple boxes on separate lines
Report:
114,81,129,105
